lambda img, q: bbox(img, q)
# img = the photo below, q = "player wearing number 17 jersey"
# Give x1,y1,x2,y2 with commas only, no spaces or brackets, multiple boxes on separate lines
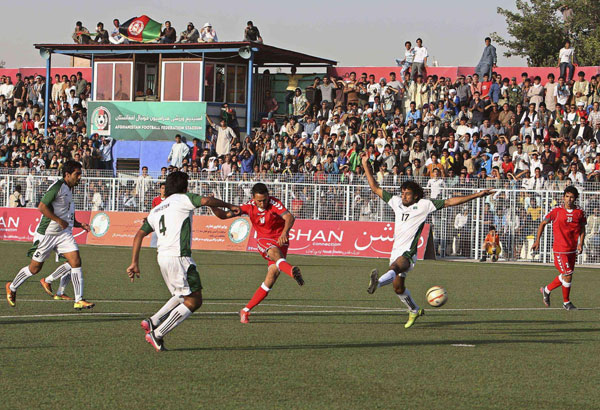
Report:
532,186,586,310
211,183,303,324
360,152,492,328
127,172,239,351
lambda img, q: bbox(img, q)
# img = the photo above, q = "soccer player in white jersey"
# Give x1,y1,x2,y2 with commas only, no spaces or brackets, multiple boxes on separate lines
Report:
127,171,239,352
6,160,94,310
361,153,492,328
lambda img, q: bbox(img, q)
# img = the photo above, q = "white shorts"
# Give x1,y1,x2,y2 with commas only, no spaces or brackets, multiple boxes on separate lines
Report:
389,249,417,277
28,231,79,263
156,255,202,297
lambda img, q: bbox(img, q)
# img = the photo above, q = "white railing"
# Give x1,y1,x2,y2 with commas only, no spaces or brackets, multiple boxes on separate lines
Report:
2,172,599,266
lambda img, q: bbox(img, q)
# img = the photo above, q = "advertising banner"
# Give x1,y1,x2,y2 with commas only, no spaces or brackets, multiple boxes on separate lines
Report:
247,220,430,260
88,101,207,141
0,208,90,243
191,216,251,252
87,211,152,247
87,212,250,251
1,209,430,260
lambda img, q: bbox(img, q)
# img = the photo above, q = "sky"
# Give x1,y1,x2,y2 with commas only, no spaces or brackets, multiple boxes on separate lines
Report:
0,0,527,69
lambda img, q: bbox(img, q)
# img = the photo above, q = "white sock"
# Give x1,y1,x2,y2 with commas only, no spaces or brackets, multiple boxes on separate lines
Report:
10,266,34,291
544,286,551,294
57,274,72,296
397,289,419,313
45,262,71,283
378,270,396,287
154,303,192,338
71,267,84,302
151,296,184,327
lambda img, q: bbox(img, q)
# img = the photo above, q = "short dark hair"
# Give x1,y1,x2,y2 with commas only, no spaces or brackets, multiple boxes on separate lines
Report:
165,171,189,197
485,37,491,42
564,185,579,199
251,182,269,196
247,20,253,25
401,180,424,201
62,159,82,177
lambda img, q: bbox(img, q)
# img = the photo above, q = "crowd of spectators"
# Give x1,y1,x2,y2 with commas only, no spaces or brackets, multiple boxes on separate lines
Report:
177,42,600,194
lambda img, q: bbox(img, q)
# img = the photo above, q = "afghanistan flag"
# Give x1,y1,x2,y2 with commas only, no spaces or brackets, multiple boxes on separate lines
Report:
119,15,162,43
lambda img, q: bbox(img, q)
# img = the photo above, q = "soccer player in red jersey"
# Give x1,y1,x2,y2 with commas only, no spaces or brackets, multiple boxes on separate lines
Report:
211,183,303,323
532,186,586,310
151,183,166,208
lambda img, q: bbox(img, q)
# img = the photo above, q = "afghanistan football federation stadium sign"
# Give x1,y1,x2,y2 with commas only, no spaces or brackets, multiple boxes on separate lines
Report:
88,101,207,141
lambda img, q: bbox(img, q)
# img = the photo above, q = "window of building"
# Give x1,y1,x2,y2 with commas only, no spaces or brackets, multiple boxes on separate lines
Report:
161,61,202,102
94,62,133,101
203,62,247,104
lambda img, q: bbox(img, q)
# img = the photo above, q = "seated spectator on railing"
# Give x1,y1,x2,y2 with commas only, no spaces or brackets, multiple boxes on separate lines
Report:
9,184,25,207
200,23,218,42
178,22,199,43
94,22,109,44
159,21,177,43
72,21,91,44
244,21,263,43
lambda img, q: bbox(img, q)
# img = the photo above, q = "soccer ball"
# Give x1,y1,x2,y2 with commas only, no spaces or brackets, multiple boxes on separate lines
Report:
426,286,448,307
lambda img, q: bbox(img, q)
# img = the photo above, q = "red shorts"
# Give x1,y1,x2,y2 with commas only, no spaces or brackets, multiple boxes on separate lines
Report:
553,252,576,275
256,238,288,265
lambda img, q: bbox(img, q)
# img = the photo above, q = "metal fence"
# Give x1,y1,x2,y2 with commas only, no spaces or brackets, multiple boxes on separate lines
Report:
2,171,599,266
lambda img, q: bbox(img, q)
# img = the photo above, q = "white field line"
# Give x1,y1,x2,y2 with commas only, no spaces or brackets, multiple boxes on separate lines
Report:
2,306,600,319
16,299,600,312
19,299,388,310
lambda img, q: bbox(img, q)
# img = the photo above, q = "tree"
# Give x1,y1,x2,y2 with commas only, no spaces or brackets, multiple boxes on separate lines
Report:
491,0,564,66
492,0,600,67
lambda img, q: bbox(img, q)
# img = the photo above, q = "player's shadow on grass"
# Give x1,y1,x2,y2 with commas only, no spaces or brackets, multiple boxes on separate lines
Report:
170,338,579,352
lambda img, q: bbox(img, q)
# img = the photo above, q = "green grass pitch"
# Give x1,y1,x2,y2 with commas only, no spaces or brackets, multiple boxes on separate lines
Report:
1,241,599,409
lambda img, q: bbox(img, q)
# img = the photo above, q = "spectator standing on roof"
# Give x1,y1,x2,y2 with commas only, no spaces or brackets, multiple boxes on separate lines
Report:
244,21,263,43
412,38,428,80
200,23,218,42
475,37,497,78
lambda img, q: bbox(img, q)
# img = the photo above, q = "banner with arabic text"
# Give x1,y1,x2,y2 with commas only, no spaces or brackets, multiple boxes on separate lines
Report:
0,208,90,243
88,101,207,141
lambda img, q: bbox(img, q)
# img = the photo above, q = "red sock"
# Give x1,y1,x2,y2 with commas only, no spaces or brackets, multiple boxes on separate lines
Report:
276,259,294,278
562,283,571,303
245,283,270,311
546,276,562,292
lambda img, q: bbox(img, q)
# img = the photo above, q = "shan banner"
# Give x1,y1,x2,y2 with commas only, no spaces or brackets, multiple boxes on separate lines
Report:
247,220,431,260
0,208,90,243
88,101,207,141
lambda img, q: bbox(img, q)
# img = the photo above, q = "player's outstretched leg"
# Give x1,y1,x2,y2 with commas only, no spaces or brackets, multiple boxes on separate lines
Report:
541,275,562,307
142,295,183,334
240,265,278,323
561,273,576,310
390,257,424,329
54,274,74,300
41,262,71,298
146,291,201,352
62,251,94,310
6,262,43,307
368,268,397,294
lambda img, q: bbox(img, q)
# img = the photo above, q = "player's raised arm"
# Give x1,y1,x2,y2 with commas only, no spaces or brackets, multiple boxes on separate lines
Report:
442,189,494,208
127,220,153,282
360,151,383,199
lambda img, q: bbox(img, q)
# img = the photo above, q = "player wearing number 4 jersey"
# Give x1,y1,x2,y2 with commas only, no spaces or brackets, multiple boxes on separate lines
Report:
6,160,94,310
532,186,586,310
211,183,303,324
360,152,493,328
127,172,239,352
